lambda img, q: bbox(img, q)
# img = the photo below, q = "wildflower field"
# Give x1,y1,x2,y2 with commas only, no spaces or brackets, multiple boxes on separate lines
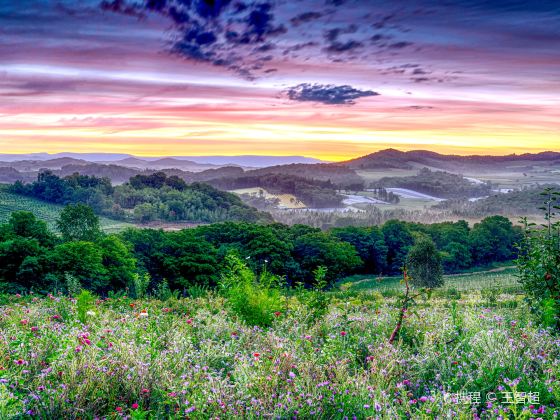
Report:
1,288,558,419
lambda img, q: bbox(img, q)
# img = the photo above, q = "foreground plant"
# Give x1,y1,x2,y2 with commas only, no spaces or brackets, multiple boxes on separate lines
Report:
517,187,560,329
388,267,430,344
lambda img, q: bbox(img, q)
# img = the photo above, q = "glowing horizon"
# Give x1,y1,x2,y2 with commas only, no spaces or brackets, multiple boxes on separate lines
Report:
1,1,558,160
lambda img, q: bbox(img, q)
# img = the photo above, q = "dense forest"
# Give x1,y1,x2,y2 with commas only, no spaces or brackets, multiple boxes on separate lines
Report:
0,206,521,294
9,171,272,224
247,163,364,190
376,168,492,198
208,173,344,207
436,184,559,217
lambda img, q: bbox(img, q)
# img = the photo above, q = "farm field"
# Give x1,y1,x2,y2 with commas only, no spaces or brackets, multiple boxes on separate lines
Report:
0,187,133,233
230,187,306,208
355,190,442,212
0,285,558,419
339,267,521,293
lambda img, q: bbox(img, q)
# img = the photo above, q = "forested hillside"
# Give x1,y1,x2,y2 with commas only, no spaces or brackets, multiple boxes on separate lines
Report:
9,171,272,224
436,184,560,217
376,168,492,198
208,173,344,208
0,206,521,295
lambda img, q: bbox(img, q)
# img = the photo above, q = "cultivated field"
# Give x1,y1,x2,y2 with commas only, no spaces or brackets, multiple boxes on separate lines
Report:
230,187,306,208
0,187,133,233
340,267,521,293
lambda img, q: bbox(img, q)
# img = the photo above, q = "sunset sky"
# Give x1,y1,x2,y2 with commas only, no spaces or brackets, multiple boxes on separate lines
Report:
1,0,559,161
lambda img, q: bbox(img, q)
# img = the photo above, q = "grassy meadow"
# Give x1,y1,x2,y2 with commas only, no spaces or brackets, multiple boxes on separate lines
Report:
340,267,521,293
0,275,558,419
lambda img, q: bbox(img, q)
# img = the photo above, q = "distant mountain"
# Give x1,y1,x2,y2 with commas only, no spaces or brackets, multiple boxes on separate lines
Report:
106,157,220,172
341,149,560,171
0,157,89,171
0,153,132,162
0,153,325,167
173,155,325,167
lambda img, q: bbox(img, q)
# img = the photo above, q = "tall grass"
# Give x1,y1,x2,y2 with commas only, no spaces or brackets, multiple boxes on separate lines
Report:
0,288,557,419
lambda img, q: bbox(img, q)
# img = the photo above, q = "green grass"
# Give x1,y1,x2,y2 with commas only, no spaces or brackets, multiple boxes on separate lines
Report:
0,289,557,418
0,186,133,233
339,266,520,293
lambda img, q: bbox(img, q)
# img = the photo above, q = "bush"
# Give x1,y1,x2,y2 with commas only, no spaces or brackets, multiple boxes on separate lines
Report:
132,273,150,299
296,266,332,323
76,289,95,324
481,287,499,306
407,236,444,288
219,254,284,327
516,188,560,329
65,274,81,297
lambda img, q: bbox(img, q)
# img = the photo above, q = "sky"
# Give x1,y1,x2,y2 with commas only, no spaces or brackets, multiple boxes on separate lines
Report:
0,0,559,161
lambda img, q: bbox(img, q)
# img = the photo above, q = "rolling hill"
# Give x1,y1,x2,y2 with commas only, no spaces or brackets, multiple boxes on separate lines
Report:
341,148,560,172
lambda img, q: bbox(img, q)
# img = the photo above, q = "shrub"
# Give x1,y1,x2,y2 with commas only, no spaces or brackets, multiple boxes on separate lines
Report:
407,236,444,288
296,266,332,323
219,254,284,327
132,273,150,299
516,188,560,329
76,289,95,324
154,279,177,301
481,287,499,306
65,273,81,297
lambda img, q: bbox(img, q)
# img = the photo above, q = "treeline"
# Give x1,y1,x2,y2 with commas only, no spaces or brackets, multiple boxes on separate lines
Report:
9,171,272,224
208,173,344,208
247,163,365,190
368,187,400,204
376,168,492,198
435,185,559,217
0,206,521,294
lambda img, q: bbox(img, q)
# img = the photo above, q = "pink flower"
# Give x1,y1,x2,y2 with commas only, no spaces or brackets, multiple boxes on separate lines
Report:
131,403,139,410
116,406,123,412
15,294,21,298
75,346,83,353
168,392,177,397
20,319,29,325
274,311,282,317
253,352,260,358
31,326,39,332
340,331,347,336
186,318,193,325
419,396,428,403
141,388,150,394
14,359,26,365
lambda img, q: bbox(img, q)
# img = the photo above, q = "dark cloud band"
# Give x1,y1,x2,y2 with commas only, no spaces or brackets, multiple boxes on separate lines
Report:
286,83,379,105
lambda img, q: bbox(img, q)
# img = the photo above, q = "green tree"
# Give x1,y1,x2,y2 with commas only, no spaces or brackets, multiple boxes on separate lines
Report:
516,188,560,329
382,220,414,273
52,241,107,292
0,238,46,289
57,204,101,242
407,236,444,288
331,226,388,274
160,230,219,288
98,235,137,290
0,211,56,247
293,232,361,285
469,215,521,264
